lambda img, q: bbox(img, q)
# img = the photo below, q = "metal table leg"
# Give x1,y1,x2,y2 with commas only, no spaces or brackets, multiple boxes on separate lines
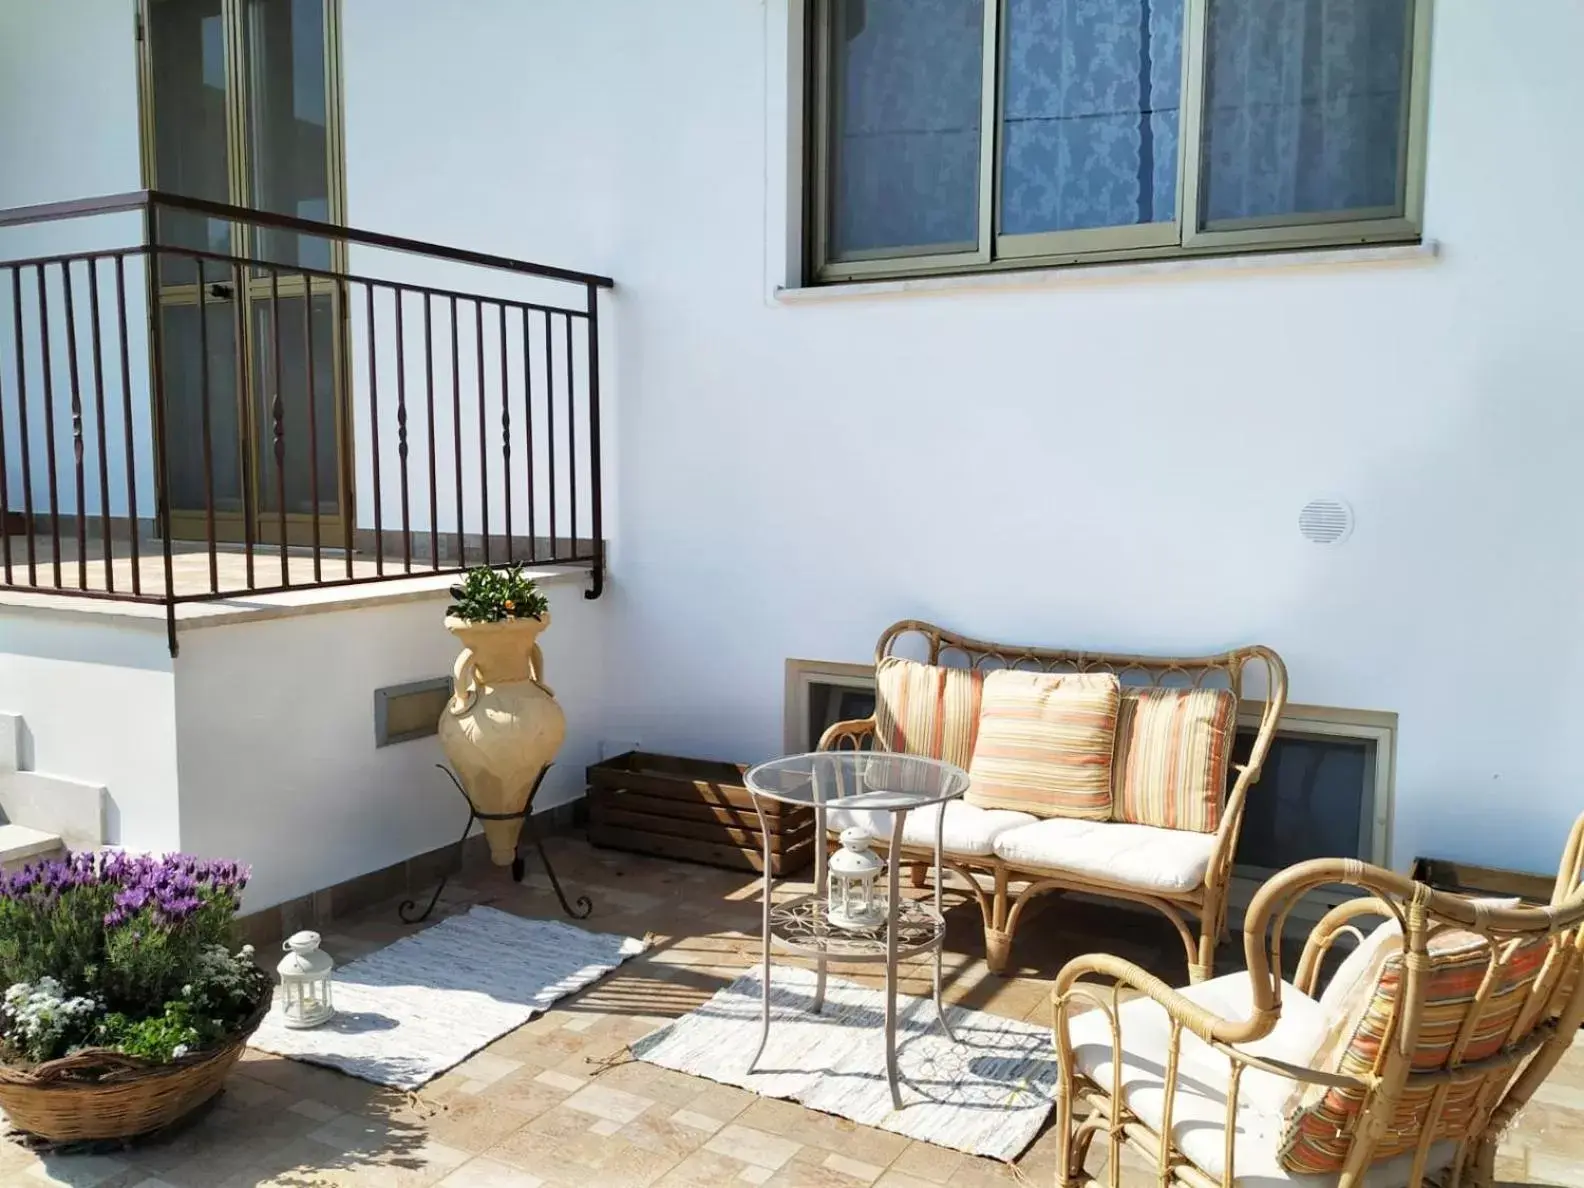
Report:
931,803,956,1042
884,810,905,1111
749,791,774,1072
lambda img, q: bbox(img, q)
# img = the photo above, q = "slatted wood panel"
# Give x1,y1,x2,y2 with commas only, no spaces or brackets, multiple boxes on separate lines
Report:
586,751,814,876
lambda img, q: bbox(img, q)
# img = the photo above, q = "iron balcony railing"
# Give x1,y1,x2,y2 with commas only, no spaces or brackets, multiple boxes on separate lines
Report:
0,191,612,653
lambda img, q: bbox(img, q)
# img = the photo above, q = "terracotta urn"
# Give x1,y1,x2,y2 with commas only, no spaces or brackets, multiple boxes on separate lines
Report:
437,612,566,865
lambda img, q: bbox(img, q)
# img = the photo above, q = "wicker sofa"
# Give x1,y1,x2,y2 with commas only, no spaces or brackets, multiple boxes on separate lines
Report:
818,620,1287,981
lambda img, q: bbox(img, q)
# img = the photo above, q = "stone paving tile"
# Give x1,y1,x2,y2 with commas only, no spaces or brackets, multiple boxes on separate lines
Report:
6,836,1584,1187
435,1154,546,1186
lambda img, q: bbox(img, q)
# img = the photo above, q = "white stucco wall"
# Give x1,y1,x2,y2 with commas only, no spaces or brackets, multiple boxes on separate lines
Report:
0,609,180,851
341,0,1584,878
171,578,606,911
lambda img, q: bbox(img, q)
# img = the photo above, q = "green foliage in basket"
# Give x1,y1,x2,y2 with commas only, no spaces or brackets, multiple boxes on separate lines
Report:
0,853,268,1067
447,563,549,623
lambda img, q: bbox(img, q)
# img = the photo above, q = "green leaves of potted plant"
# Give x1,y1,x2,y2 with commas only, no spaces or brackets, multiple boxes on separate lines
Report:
446,563,550,624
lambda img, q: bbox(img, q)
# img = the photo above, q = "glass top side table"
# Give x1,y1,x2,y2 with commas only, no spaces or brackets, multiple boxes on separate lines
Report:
743,751,971,1110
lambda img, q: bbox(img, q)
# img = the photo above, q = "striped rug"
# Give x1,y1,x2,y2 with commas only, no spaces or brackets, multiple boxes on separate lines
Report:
632,964,1055,1160
250,906,646,1089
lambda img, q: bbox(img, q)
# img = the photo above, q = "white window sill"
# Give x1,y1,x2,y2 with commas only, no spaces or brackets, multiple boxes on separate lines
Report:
775,241,1440,304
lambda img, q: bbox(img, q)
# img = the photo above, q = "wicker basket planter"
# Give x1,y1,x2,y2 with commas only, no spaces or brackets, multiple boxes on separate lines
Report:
0,988,271,1144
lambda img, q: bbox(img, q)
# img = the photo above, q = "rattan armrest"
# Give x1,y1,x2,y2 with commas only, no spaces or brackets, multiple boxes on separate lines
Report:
1053,952,1281,1048
817,717,878,751
1295,896,1394,996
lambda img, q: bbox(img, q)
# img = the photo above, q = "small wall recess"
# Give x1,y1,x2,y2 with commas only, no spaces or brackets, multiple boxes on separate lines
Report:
373,677,452,747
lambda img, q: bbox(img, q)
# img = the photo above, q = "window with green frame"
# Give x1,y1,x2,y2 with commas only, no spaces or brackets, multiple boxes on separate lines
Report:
808,0,1431,283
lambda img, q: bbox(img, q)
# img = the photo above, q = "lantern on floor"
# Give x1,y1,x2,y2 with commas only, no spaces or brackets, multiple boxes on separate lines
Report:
277,931,335,1029
828,827,886,930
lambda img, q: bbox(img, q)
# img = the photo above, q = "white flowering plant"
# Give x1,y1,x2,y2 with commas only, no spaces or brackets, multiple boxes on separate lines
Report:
0,979,101,1064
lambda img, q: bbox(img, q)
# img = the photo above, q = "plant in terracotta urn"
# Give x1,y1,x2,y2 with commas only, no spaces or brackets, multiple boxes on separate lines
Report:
437,565,565,866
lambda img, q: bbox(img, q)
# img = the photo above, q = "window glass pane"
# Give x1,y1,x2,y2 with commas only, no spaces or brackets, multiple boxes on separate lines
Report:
245,0,333,271
830,0,984,257
1000,0,1183,236
1201,0,1410,224
149,0,233,285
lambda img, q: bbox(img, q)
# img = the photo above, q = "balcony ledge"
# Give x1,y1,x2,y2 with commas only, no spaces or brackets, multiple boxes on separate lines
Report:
0,566,589,633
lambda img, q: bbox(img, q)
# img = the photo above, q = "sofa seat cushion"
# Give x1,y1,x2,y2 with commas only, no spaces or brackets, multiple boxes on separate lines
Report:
966,669,1121,820
991,817,1215,893
1067,972,1455,1187
825,801,1036,858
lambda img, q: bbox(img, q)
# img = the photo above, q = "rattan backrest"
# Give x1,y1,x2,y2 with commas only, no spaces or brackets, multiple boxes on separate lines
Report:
874,620,1288,803
876,620,1278,699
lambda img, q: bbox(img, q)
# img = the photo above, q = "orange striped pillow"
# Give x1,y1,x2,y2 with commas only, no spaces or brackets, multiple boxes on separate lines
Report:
873,657,984,770
965,670,1120,819
1111,686,1237,833
1280,926,1553,1173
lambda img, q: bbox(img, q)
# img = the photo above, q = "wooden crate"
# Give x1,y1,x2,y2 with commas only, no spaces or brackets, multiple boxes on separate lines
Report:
586,751,814,876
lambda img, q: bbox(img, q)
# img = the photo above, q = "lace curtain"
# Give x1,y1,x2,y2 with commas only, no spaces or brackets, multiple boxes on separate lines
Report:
1001,0,1184,236
1202,0,1409,222
830,0,1412,255
832,0,984,255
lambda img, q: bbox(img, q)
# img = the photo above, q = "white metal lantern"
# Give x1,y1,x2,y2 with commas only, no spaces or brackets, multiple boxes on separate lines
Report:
827,827,886,930
277,931,335,1029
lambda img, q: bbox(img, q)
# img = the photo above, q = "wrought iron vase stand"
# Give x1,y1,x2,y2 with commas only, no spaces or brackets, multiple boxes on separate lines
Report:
399,764,593,925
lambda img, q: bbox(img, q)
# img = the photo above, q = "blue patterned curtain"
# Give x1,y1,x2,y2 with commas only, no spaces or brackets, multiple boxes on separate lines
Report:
1000,0,1184,236
1202,0,1410,222
828,0,1411,256
832,0,984,256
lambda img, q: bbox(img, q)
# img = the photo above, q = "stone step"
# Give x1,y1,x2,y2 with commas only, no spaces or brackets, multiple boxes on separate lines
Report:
0,823,65,874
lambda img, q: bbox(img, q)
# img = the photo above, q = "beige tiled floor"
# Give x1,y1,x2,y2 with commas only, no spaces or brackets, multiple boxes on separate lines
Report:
3,837,1582,1187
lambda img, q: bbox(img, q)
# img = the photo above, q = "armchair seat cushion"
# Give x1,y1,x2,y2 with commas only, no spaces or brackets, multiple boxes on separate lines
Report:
1066,973,1455,1187
991,817,1216,893
825,801,1037,857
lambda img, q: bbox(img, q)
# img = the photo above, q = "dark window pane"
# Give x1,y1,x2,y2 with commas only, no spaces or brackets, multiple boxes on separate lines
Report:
161,301,244,514
1231,728,1371,873
830,0,984,256
806,682,878,752
1201,0,1411,224
149,0,233,285
252,293,338,517
1000,0,1183,235
245,0,334,271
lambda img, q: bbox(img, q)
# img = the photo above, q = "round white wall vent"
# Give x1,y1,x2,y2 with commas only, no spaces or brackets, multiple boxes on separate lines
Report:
1299,497,1354,545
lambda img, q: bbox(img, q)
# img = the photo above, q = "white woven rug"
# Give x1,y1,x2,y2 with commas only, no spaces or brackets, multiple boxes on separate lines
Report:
632,965,1056,1161
250,906,646,1089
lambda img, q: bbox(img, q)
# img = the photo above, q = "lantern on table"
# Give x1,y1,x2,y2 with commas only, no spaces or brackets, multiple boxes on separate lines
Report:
277,931,335,1029
827,827,886,930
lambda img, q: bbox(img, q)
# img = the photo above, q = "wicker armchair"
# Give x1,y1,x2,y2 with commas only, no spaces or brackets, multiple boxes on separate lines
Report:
1051,813,1584,1188
819,620,1286,981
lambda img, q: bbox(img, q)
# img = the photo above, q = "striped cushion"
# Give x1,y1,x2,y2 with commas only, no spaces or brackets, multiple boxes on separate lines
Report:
1111,686,1237,833
872,657,983,770
965,670,1120,819
1280,925,1554,1174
